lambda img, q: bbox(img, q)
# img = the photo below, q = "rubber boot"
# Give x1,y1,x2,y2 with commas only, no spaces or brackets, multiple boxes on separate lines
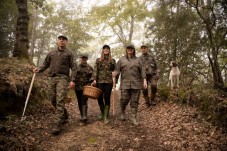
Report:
52,123,61,135
51,98,56,109
78,104,82,118
103,105,110,124
130,108,139,126
150,91,157,106
98,104,104,120
64,108,69,120
119,105,126,121
80,105,87,126
144,96,151,107
60,108,69,125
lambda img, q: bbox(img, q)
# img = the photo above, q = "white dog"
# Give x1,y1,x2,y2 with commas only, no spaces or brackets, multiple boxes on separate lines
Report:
168,61,180,89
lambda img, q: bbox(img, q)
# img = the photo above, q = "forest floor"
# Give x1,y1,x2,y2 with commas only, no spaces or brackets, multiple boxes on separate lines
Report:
1,91,227,151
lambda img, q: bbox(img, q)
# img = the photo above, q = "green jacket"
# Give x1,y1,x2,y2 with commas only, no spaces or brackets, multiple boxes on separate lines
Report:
93,58,116,83
39,48,77,81
139,53,158,77
116,56,146,90
74,63,93,90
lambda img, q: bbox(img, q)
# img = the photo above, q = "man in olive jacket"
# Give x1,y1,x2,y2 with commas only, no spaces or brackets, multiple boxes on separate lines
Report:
33,35,77,135
114,44,147,126
139,45,158,107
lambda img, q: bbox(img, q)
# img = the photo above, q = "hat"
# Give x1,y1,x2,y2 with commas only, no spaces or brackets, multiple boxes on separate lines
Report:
80,53,88,58
141,45,148,48
58,35,68,40
102,45,110,49
126,44,135,49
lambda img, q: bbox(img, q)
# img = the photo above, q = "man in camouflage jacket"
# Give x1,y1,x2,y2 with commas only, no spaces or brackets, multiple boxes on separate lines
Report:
33,35,77,135
139,45,158,107
74,53,93,125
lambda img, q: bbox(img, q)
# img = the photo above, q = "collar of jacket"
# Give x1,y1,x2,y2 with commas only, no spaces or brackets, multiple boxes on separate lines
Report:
58,47,67,52
80,63,87,67
142,53,149,56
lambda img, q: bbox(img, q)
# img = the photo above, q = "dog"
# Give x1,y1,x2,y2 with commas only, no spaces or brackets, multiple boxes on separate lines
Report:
167,61,180,89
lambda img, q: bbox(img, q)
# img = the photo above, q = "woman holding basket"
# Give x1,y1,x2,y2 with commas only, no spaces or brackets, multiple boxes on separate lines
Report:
92,45,116,124
74,53,93,125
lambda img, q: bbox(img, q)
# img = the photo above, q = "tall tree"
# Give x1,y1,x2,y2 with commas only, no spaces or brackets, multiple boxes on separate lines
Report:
186,0,227,88
145,0,207,85
13,0,29,60
89,0,149,47
0,0,17,58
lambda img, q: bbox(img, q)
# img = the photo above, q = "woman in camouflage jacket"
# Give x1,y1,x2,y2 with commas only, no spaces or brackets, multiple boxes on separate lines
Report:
74,54,93,125
92,45,116,124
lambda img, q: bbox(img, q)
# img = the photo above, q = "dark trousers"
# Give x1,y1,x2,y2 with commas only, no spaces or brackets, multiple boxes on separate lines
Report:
96,83,113,106
143,76,158,100
75,90,88,116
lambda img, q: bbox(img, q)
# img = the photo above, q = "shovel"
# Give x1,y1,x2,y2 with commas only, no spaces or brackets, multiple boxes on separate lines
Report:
112,77,116,128
21,73,36,121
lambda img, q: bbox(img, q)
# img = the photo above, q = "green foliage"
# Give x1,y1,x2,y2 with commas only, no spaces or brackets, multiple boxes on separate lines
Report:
28,1,92,61
145,0,209,86
0,0,18,58
88,0,150,46
157,84,170,100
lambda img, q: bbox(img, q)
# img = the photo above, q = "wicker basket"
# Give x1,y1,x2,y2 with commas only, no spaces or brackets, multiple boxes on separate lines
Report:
83,86,102,99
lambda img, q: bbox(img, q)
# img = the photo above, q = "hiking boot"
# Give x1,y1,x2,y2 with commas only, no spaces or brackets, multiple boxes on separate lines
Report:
52,124,61,135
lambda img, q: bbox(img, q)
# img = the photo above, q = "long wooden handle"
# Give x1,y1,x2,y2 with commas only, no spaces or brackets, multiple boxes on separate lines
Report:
112,77,116,127
21,73,36,120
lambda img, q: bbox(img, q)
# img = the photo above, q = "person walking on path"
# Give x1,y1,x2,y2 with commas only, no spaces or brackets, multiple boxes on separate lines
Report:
74,53,93,126
139,45,158,107
114,44,147,126
92,45,116,124
33,35,77,135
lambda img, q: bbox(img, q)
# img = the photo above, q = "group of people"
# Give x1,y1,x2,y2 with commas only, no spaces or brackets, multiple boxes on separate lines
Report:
33,35,158,135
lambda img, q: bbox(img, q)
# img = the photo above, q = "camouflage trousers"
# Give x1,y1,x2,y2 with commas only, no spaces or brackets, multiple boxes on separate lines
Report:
49,75,68,125
120,89,141,110
143,76,158,100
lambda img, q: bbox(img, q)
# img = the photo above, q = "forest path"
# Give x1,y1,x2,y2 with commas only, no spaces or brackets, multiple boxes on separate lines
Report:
42,92,227,151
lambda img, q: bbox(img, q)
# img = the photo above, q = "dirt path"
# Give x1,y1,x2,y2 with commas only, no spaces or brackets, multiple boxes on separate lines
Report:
42,97,227,151
1,94,227,151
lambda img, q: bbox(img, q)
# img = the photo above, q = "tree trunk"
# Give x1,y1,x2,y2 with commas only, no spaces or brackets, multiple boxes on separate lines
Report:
208,51,224,88
13,0,29,60
128,15,135,44
30,10,38,62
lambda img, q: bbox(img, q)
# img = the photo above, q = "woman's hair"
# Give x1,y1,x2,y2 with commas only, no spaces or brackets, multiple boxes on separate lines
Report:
125,48,136,59
99,45,112,62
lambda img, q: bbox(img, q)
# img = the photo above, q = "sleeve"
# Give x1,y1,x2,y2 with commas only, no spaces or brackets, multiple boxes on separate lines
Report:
70,52,78,82
109,59,116,71
140,59,146,79
38,53,51,72
115,58,121,83
92,58,99,80
89,65,94,82
153,57,159,80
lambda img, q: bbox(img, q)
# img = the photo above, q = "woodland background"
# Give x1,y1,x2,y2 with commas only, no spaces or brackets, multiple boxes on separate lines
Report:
0,0,226,147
